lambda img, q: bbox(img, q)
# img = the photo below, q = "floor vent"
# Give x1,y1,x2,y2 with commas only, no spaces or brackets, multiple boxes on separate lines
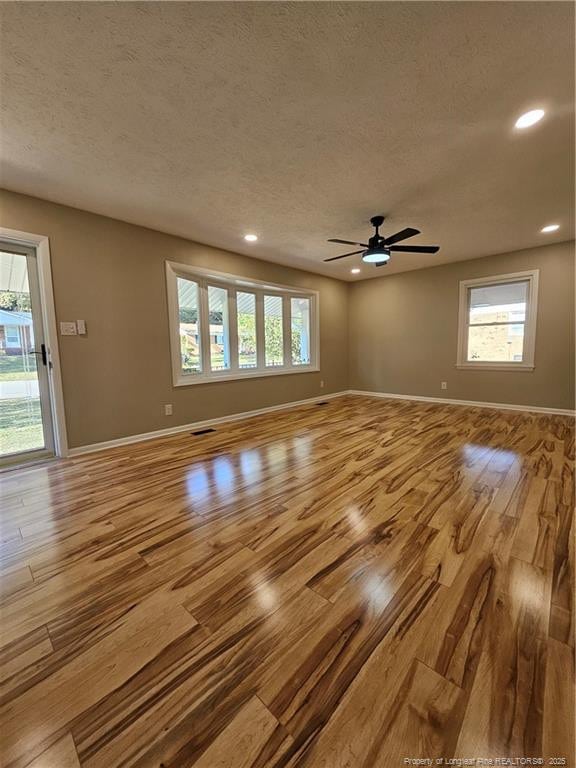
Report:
191,427,216,436
316,401,329,406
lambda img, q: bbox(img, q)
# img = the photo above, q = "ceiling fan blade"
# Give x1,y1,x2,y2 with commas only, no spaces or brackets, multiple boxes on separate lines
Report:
328,238,369,247
384,227,420,245
324,249,364,262
389,245,439,254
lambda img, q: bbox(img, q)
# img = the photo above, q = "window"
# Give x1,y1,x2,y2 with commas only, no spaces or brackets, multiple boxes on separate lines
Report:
166,262,319,385
457,270,539,370
177,277,201,373
5,325,20,348
291,297,311,365
237,292,257,369
264,295,284,367
208,285,230,371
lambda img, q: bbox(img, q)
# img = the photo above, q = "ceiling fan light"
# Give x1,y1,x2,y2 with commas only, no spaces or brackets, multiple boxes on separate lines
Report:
362,248,390,264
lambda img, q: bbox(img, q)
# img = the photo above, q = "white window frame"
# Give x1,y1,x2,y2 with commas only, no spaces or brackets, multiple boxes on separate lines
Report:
166,261,320,386
456,270,539,371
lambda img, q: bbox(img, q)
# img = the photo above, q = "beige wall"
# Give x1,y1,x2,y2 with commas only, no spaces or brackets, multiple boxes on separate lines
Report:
0,190,349,448
349,241,575,410
1,190,573,451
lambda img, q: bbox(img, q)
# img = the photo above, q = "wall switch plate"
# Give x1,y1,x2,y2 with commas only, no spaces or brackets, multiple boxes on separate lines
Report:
60,321,77,336
76,319,87,335
320,380,325,388
164,404,173,416
441,381,448,390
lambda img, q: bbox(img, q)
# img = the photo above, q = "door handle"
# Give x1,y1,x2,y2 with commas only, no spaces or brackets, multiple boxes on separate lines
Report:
28,344,48,366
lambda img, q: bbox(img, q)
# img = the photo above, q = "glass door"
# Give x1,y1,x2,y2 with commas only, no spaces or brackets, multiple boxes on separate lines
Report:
0,243,55,465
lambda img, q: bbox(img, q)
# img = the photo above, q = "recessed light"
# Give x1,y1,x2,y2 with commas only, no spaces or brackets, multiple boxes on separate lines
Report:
351,268,361,274
244,233,258,242
541,224,559,233
515,109,545,129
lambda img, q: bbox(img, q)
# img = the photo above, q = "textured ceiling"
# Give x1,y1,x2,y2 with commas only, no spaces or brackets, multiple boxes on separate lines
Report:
0,2,573,281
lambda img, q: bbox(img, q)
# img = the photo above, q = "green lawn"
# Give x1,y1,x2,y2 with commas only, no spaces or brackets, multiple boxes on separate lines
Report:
0,397,44,455
0,355,37,382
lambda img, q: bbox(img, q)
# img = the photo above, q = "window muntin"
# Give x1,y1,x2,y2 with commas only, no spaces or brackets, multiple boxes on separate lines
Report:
291,297,311,365
237,292,257,369
167,263,318,385
457,271,538,370
264,295,284,367
177,277,201,374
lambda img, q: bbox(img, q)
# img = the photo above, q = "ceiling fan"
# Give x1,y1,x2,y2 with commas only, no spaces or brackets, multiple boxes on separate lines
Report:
325,215,439,267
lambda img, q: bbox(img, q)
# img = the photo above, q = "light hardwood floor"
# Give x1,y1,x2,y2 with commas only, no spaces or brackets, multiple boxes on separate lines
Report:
0,395,574,768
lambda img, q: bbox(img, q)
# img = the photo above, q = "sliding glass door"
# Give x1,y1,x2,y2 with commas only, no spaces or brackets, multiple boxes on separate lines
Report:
0,243,54,465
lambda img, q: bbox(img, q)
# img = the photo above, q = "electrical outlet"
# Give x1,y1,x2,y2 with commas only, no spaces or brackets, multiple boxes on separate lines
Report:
320,380,325,388
441,381,447,390
164,404,173,416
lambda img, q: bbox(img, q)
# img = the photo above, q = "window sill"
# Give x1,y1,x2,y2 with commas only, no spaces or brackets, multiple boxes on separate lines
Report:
455,363,534,371
174,365,320,386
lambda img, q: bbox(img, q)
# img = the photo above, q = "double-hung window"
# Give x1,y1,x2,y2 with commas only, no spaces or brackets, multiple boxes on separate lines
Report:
167,262,319,385
457,270,539,370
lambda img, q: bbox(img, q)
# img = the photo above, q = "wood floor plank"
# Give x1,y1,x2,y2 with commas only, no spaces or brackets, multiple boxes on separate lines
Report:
361,659,464,767
0,604,197,767
72,589,328,767
22,733,81,768
543,638,575,768
269,575,442,766
259,566,442,757
192,696,279,768
0,396,572,768
0,564,33,599
0,626,54,692
455,557,551,759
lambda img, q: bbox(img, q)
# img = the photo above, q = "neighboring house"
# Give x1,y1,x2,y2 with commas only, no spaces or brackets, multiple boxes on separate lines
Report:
468,302,525,362
0,309,34,355
180,322,226,348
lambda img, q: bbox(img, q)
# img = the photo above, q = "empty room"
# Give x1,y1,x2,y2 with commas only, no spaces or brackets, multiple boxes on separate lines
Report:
0,2,574,767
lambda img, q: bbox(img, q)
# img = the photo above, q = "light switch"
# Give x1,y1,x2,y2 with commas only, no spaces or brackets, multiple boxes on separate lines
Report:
60,321,77,336
76,320,87,335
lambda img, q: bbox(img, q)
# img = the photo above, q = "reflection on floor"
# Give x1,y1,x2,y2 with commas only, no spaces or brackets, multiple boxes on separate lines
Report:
0,395,574,767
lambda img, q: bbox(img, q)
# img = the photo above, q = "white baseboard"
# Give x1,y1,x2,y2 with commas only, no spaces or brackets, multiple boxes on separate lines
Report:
347,389,575,417
67,391,347,457
66,387,574,458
